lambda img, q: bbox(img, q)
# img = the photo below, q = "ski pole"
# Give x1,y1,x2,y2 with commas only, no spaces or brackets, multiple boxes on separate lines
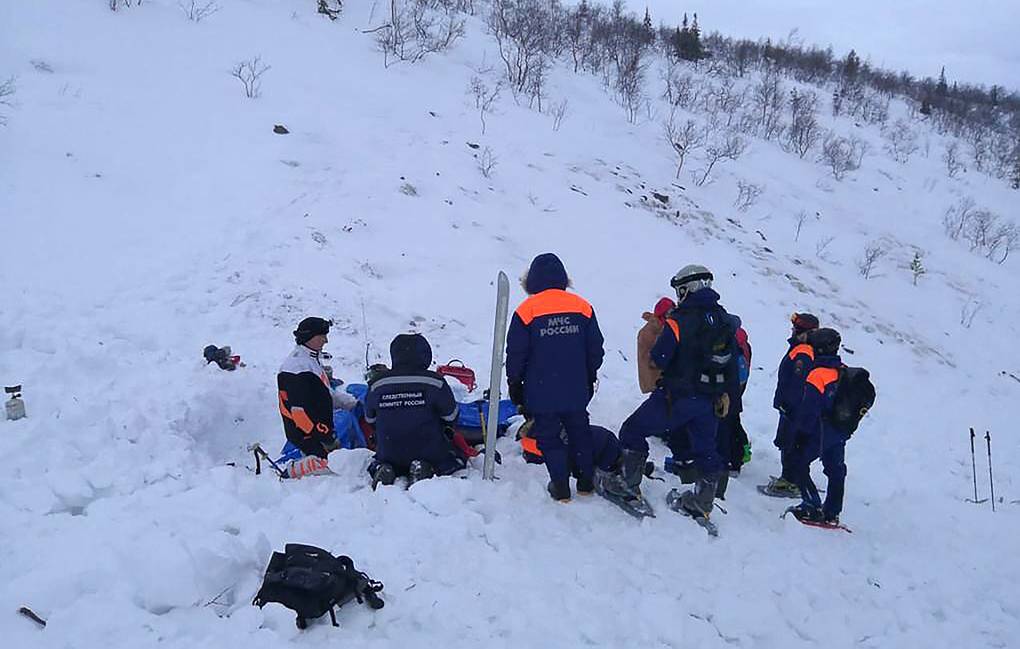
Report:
986,431,995,512
970,427,979,502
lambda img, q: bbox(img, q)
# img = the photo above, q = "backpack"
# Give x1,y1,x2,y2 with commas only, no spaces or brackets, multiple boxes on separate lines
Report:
683,306,736,396
252,544,385,629
734,326,752,385
827,366,875,436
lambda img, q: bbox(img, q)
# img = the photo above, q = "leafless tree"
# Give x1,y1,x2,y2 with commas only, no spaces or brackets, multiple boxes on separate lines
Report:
468,74,502,134
526,55,550,112
694,132,747,186
942,197,978,240
488,0,557,94
883,118,919,163
179,0,219,21
109,0,139,10
231,56,270,99
943,141,964,178
663,114,705,179
477,146,497,178
703,78,745,128
615,47,645,124
0,76,14,126
317,0,342,20
968,126,991,173
734,180,764,211
857,241,887,278
987,221,1019,263
661,64,700,109
751,67,785,140
376,0,465,67
819,133,859,180
550,98,569,131
815,235,836,259
784,89,821,158
794,209,809,241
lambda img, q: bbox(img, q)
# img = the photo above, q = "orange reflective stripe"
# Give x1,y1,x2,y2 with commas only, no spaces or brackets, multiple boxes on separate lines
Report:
666,319,680,342
290,407,315,435
788,344,815,361
806,367,839,393
515,289,593,325
520,436,542,457
278,391,293,420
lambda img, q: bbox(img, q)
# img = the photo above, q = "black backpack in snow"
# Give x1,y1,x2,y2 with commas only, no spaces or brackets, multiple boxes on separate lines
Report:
252,544,385,629
827,366,876,436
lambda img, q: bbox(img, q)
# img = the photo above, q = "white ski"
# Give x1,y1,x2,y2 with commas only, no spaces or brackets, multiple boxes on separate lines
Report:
483,271,510,481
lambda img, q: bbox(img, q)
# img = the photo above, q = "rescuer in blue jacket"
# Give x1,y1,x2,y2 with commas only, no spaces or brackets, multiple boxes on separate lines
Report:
506,253,605,502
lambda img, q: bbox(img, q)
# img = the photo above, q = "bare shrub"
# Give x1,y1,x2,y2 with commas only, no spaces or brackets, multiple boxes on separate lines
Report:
488,0,557,94
734,180,764,211
231,56,270,99
751,67,785,140
943,141,964,178
0,76,14,126
942,197,978,240
376,0,465,67
662,65,701,109
468,73,502,134
794,209,809,241
179,0,219,21
664,113,705,178
615,48,645,124
702,78,745,128
694,132,747,186
783,89,820,158
857,241,887,278
819,133,859,181
550,98,568,131
883,118,919,163
815,235,836,259
317,0,342,20
477,146,497,178
987,221,1019,263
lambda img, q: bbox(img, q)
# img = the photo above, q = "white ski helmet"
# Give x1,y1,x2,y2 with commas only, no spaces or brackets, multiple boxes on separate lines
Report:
671,264,713,301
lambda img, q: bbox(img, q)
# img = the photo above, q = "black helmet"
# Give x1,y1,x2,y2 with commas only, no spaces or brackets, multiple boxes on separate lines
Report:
807,328,841,355
294,317,332,345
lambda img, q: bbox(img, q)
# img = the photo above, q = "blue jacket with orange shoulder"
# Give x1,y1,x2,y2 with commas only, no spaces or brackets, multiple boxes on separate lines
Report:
792,354,843,442
506,254,604,414
773,336,815,414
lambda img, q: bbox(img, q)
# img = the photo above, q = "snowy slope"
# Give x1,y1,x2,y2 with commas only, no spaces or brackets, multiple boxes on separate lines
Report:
1,1,1019,647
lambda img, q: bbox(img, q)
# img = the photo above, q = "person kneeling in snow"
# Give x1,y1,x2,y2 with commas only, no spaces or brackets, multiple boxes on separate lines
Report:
364,333,466,488
277,317,357,477
518,420,633,499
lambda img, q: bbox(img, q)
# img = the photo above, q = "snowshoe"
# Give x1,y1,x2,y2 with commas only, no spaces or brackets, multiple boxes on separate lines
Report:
666,489,718,537
757,476,801,499
782,505,852,533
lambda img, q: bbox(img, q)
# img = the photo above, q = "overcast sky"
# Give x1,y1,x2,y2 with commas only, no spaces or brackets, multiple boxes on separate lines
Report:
629,0,1020,90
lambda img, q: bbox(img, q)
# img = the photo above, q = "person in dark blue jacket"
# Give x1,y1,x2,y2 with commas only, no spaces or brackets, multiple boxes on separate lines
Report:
364,333,465,487
506,253,605,502
786,328,847,524
762,312,820,497
618,265,738,520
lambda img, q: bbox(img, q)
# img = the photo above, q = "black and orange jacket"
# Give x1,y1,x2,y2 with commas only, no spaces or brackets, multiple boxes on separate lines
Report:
278,346,336,457
773,336,815,414
506,254,604,414
792,354,843,441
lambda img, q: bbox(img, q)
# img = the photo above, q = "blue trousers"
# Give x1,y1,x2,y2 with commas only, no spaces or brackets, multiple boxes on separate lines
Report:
532,411,593,483
774,414,796,482
789,428,848,518
620,389,722,474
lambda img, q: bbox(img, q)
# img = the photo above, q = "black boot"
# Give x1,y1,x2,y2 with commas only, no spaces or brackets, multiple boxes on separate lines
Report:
548,480,571,502
370,463,396,490
679,472,720,518
715,471,729,500
408,460,435,486
576,475,595,495
619,449,648,497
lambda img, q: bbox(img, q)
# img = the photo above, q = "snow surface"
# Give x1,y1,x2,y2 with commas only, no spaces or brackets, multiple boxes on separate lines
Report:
1,1,1019,647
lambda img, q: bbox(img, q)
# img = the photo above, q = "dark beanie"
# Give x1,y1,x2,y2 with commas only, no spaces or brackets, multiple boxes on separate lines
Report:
791,312,820,334
294,317,331,345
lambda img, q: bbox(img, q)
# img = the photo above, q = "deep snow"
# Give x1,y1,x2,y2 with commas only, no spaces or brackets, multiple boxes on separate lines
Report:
1,1,1019,647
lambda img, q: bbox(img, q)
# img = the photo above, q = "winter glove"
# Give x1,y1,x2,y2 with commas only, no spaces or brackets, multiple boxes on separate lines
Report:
508,382,525,408
714,393,731,419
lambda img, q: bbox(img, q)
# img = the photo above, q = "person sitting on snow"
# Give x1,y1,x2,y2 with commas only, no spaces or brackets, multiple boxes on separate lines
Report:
364,333,466,487
277,317,357,471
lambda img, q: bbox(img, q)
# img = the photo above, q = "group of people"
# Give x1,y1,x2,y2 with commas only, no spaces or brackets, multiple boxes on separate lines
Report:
275,252,857,525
